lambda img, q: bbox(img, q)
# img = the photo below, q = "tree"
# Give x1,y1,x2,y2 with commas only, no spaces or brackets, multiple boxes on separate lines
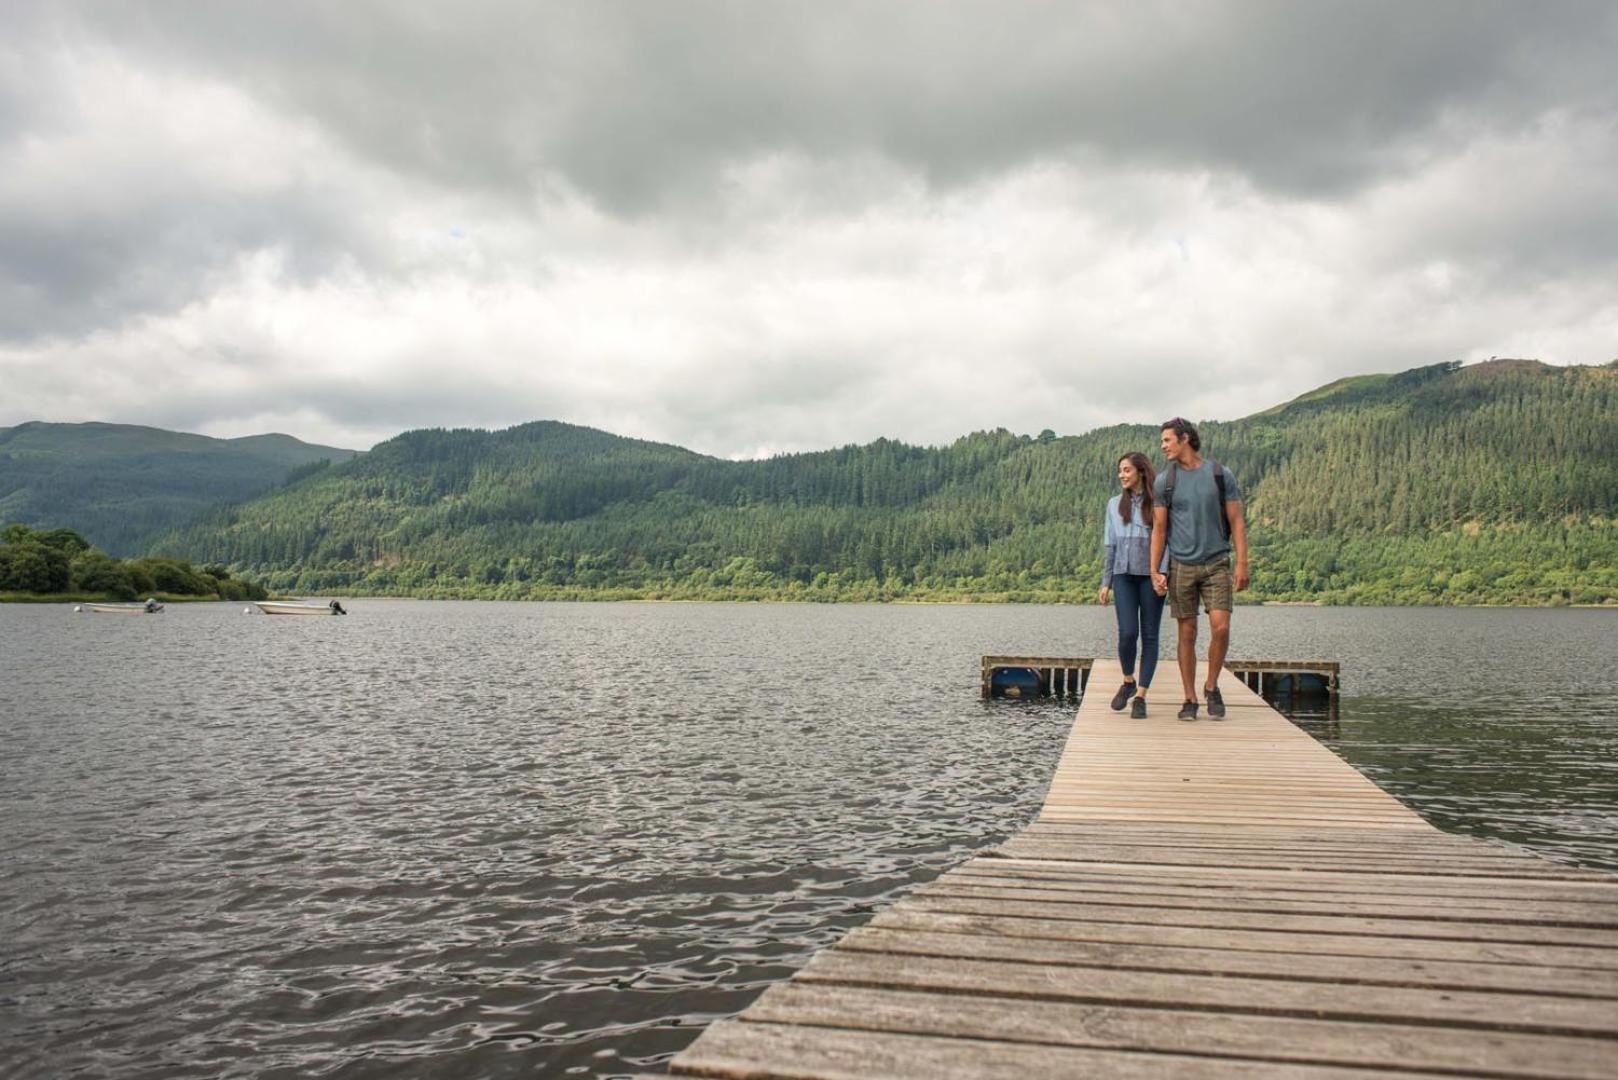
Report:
35,528,92,556
0,542,70,592
71,552,137,599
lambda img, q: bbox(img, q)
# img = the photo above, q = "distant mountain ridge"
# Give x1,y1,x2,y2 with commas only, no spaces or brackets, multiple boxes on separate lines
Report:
153,359,1618,605
0,422,359,555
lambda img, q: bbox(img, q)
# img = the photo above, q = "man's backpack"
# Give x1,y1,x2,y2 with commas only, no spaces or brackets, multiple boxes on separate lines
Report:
1161,459,1232,544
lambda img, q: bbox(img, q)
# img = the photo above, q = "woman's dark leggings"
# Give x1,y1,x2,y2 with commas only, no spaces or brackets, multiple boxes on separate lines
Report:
1112,572,1164,687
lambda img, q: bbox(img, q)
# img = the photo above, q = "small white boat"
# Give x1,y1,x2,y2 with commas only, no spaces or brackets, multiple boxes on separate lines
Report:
82,599,164,615
254,600,348,616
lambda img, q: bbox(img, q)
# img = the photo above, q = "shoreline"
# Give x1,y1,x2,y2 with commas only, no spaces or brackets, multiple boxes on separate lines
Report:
0,591,235,605
9,591,1613,609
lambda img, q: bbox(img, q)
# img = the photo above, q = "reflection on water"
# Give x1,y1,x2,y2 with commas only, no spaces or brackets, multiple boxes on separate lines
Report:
2,602,1615,1077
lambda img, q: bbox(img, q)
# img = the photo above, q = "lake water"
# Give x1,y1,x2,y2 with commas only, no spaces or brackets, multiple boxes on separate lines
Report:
3,602,1616,1077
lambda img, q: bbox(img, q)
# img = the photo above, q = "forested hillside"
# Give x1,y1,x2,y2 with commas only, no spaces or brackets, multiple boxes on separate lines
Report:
160,360,1618,605
0,422,358,555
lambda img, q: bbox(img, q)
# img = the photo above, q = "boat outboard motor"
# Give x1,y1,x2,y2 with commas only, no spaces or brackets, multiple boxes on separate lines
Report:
329,600,347,616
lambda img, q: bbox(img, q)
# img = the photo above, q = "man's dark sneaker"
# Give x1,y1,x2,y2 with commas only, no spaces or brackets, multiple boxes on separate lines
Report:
1130,697,1147,719
1110,681,1136,711
1206,687,1226,719
1177,700,1198,721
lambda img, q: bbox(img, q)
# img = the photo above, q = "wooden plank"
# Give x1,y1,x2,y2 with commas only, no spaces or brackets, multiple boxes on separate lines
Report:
1036,785,1408,798
1018,822,1525,842
1040,780,1392,794
982,655,1094,667
981,856,1618,894
1030,821,1435,834
956,859,1617,891
1035,791,1407,804
996,840,1597,876
1016,822,1524,842
676,1019,1456,1080
971,845,1524,868
747,983,1618,1079
1037,797,1424,811
796,950,1618,1035
868,909,1618,969
920,878,1618,927
1042,776,1395,788
988,843,1579,874
966,868,1618,905
946,866,1618,912
837,926,1618,997
899,895,1618,947
1009,841,1553,867
1032,812,1433,827
991,835,1494,856
1032,809,1433,822
1020,823,1521,842
938,867,1605,900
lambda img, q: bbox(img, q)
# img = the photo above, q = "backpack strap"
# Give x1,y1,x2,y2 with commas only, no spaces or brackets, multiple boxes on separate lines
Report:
1161,463,1177,545
1212,459,1231,541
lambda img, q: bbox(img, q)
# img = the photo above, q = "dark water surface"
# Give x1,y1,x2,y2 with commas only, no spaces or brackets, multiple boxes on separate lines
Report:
3,602,1615,1077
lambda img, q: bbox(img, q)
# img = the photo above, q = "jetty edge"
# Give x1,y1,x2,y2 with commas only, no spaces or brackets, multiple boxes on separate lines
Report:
649,658,1618,1079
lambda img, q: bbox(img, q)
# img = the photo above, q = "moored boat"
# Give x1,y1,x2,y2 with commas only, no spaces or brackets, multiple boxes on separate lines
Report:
81,599,164,615
253,600,348,616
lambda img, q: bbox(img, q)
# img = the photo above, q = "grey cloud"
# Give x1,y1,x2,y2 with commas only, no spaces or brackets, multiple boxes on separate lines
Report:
3,1,1615,457
6,0,1615,343
0,190,370,341
34,1,1618,212
0,35,399,341
1378,144,1618,288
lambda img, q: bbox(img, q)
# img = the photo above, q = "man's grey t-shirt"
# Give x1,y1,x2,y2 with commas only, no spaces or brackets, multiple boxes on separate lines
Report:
1154,460,1241,565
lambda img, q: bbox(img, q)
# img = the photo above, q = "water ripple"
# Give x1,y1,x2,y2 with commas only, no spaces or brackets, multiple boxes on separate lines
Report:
2,601,1615,1077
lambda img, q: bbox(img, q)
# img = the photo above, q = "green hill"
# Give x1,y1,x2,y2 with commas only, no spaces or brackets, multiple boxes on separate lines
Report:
0,422,359,556
158,360,1618,605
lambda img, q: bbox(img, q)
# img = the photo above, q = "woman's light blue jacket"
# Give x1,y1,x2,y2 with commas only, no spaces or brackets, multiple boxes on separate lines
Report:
1101,493,1168,588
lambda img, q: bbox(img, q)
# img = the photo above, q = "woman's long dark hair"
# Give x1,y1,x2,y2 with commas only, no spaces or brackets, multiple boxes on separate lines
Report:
1117,452,1156,525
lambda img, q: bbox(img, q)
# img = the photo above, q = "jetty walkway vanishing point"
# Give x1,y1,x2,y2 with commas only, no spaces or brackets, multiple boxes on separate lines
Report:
652,659,1618,1079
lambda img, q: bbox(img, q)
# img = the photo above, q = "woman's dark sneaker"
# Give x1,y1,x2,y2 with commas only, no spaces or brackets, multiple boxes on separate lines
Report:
1177,701,1199,721
1131,697,1147,719
1206,687,1226,719
1110,682,1136,711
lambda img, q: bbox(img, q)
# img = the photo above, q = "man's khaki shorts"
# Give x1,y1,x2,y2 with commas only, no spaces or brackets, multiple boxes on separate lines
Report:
1168,558,1233,619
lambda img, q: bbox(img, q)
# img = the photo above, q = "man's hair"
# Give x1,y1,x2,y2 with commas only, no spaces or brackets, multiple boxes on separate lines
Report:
1161,417,1200,452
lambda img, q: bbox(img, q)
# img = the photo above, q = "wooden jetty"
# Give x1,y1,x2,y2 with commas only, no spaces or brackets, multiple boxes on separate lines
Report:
657,659,1618,1079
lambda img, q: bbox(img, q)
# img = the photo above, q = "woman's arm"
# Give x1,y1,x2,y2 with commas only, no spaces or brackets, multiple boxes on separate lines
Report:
1099,498,1117,599
1150,504,1169,595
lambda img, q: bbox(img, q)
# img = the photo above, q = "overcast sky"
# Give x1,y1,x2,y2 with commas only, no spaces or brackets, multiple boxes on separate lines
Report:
2,2,1615,456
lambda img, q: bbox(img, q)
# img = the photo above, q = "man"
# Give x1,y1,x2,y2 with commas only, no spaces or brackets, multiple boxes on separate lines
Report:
1150,418,1249,720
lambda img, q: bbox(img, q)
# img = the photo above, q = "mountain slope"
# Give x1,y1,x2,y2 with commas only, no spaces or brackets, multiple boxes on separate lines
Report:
0,422,359,555
160,361,1618,604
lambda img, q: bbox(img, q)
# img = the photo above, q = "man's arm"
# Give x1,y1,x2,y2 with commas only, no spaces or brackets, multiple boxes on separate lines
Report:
1150,505,1168,595
1227,499,1249,590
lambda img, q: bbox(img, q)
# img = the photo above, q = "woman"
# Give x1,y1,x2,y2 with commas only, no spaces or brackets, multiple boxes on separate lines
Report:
1097,452,1167,718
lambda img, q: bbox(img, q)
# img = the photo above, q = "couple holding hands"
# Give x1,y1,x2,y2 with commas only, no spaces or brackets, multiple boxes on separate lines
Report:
1097,418,1250,721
